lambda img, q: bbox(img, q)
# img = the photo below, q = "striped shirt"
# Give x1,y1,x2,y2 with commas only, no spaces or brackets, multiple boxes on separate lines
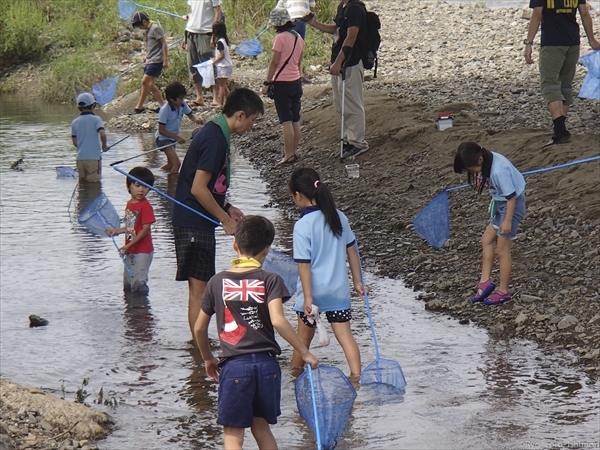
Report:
275,0,315,20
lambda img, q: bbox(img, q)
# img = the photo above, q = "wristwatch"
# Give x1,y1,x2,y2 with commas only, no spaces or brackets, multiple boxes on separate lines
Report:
523,39,534,46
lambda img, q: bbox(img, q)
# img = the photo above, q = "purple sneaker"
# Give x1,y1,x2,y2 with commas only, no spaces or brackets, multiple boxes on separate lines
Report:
483,291,512,305
471,279,496,303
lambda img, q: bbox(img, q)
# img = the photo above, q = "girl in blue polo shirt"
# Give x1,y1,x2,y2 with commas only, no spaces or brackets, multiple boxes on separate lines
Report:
288,167,365,376
454,142,526,306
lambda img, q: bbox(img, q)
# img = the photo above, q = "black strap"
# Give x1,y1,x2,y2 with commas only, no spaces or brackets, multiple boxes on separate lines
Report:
272,31,299,82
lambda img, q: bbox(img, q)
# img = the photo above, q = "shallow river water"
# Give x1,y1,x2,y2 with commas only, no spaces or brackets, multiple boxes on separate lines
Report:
0,94,598,449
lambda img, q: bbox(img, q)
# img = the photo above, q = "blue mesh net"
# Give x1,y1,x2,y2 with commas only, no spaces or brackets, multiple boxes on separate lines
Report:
262,250,297,295
118,0,137,20
412,191,450,249
78,193,120,236
361,358,407,393
295,365,357,450
92,77,118,105
579,50,600,100
235,38,263,57
56,166,78,178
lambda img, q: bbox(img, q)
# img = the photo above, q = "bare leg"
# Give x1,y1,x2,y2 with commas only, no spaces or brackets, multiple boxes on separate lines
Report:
192,81,205,106
223,426,245,450
250,417,278,450
188,277,207,342
217,78,230,106
331,321,361,376
160,146,181,174
547,100,569,120
135,74,154,110
281,121,295,162
291,317,315,368
479,224,497,286
496,236,513,293
292,121,301,155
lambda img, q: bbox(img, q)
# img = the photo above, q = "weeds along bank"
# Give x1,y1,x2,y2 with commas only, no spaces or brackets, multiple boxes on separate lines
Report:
0,0,338,103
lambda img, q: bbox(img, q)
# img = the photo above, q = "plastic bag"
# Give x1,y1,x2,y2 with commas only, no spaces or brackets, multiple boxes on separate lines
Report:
578,50,600,100
193,60,215,87
307,305,330,346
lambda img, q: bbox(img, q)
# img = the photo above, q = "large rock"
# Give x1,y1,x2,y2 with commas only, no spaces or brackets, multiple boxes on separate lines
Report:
0,380,112,441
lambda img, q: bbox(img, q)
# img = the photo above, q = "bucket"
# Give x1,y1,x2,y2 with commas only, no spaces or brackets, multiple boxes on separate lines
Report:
436,112,453,131
345,163,360,178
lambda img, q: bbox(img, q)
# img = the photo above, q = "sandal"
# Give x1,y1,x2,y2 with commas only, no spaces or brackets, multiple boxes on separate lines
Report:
471,279,496,303
275,154,298,166
130,108,146,115
484,291,512,306
188,100,205,108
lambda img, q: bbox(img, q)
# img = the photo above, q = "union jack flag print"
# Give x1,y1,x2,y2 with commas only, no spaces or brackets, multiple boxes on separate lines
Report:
222,279,266,303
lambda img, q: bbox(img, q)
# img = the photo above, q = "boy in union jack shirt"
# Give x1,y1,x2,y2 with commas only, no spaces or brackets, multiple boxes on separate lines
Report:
194,215,318,449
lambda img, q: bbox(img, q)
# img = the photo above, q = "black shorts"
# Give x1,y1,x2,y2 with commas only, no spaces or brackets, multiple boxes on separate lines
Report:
173,227,215,281
273,79,302,123
144,63,163,78
298,309,352,327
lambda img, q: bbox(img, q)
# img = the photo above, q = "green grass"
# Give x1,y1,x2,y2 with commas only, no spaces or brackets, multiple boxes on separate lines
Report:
1,0,338,102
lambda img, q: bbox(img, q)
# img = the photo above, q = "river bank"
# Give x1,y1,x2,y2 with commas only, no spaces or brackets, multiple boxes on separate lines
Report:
104,0,600,377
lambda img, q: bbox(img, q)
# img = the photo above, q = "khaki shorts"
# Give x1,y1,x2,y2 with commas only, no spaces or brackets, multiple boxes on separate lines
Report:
76,160,102,182
186,32,212,84
539,45,580,105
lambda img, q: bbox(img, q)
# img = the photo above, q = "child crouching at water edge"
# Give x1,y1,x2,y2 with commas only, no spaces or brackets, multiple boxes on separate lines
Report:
155,81,203,174
454,142,526,306
289,167,365,377
105,167,156,294
194,215,318,450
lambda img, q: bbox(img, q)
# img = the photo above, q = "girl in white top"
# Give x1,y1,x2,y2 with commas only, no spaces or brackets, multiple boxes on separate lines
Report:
210,21,233,108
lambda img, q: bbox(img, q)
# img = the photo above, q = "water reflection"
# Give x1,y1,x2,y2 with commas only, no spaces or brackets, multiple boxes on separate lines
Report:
123,292,155,343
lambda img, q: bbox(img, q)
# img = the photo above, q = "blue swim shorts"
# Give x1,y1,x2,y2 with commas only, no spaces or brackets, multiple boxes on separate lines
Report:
490,194,526,240
155,137,176,151
217,352,281,428
144,63,163,78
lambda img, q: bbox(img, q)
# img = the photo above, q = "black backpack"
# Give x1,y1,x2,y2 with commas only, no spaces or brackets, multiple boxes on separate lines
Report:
353,1,381,77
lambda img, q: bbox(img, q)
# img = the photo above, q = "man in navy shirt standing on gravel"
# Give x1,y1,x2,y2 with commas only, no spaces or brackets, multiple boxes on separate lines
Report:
524,0,600,147
308,0,368,160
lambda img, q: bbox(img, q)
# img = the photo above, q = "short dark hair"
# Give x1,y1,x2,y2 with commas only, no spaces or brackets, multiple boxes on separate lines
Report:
126,166,155,190
222,88,264,118
234,215,275,257
165,81,187,102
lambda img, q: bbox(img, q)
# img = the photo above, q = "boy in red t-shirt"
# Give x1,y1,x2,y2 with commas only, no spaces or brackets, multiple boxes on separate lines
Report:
105,167,156,293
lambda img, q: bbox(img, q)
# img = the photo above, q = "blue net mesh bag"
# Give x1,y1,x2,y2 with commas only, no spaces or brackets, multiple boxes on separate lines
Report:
412,191,450,249
56,166,78,178
78,193,120,236
235,38,263,57
118,0,137,20
578,50,600,100
92,77,118,106
262,250,297,295
295,365,357,450
361,358,407,393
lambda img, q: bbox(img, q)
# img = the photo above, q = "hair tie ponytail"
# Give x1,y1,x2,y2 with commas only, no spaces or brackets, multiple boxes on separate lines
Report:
314,180,320,189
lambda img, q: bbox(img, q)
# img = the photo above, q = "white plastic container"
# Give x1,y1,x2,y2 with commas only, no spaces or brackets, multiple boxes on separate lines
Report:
345,163,360,178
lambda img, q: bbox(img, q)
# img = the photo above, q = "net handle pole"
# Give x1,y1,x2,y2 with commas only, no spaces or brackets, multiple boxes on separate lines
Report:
307,365,323,450
103,134,130,153
98,213,134,277
112,165,221,227
135,3,184,18
354,241,380,360
110,142,176,166
444,154,600,193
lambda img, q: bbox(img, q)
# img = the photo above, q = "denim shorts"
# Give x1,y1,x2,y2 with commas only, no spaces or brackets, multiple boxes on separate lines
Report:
144,63,163,78
490,194,526,240
155,137,176,151
217,352,281,428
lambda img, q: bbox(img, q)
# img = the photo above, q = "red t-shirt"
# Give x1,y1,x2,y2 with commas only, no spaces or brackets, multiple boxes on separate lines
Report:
124,198,156,254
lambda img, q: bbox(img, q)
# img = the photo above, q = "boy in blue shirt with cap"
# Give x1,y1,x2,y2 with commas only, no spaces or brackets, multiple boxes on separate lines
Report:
71,92,106,182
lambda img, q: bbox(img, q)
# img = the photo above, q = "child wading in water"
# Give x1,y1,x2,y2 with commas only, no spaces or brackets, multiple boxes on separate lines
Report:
155,81,203,174
210,21,233,108
289,167,365,376
105,167,157,293
194,215,318,450
454,142,526,305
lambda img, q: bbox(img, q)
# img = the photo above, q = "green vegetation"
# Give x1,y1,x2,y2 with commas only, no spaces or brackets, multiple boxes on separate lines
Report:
1,0,338,102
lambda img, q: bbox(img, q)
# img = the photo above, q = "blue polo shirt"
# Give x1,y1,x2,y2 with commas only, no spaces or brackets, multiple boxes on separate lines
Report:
71,112,104,160
155,101,192,140
292,207,356,313
489,152,526,201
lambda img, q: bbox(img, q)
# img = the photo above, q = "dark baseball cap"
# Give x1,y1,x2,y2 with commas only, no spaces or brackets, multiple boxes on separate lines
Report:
128,11,148,25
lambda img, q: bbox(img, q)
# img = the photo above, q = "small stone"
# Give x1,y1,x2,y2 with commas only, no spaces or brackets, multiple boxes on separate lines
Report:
588,314,600,325
40,420,53,431
459,318,469,325
582,349,600,360
425,299,443,310
515,312,528,325
557,315,578,330
520,294,542,303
